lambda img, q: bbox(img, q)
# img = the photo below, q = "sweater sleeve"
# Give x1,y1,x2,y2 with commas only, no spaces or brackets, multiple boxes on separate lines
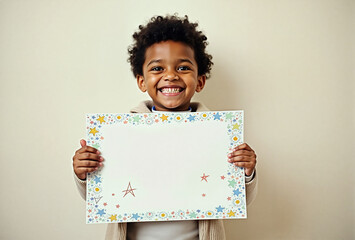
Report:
74,173,87,200
245,170,258,205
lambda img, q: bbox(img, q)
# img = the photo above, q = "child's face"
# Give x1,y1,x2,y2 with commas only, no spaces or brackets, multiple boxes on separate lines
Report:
137,40,206,111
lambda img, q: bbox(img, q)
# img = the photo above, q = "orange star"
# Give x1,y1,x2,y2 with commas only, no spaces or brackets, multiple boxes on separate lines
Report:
96,116,105,124
89,127,99,136
109,214,117,222
160,114,168,121
227,210,236,217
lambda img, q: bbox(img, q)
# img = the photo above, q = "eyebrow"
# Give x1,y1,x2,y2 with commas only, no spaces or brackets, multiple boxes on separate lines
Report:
147,58,195,67
178,59,194,65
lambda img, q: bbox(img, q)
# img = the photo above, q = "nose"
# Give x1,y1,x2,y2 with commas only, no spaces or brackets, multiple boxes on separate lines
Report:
163,68,179,81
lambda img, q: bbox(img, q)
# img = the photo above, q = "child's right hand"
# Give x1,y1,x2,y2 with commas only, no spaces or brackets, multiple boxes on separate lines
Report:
72,139,104,180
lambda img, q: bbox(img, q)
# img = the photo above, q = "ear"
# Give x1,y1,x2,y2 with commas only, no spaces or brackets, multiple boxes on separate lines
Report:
137,75,147,92
195,75,206,92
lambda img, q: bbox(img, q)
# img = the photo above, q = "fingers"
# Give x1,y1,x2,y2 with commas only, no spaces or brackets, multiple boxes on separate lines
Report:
73,139,103,180
228,143,257,176
235,143,253,151
80,139,87,148
76,145,100,155
76,160,103,168
229,149,254,157
77,152,102,161
73,153,104,180
227,156,255,168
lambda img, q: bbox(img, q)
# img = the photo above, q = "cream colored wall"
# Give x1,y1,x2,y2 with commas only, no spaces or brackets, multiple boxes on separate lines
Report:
0,0,354,239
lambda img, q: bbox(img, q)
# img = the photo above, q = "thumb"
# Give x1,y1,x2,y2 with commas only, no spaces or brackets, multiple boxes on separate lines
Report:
80,139,87,148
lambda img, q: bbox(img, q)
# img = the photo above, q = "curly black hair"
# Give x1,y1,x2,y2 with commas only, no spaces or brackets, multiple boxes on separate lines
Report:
128,14,213,78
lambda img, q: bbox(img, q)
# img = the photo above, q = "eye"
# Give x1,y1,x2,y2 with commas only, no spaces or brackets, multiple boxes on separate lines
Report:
150,66,163,72
177,66,191,71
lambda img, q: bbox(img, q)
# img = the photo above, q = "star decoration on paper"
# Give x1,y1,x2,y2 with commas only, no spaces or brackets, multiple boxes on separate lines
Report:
96,209,106,216
93,176,101,184
227,210,236,217
201,173,210,182
96,116,105,124
122,182,136,197
109,214,117,222
220,175,225,180
160,114,168,121
225,112,233,120
94,196,102,204
233,189,242,196
189,212,197,218
187,115,196,122
216,205,225,213
89,127,99,136
213,112,222,120
228,179,237,188
132,115,140,123
132,213,140,220
232,123,240,130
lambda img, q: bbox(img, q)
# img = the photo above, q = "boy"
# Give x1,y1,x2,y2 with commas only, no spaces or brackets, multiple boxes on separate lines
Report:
73,15,257,240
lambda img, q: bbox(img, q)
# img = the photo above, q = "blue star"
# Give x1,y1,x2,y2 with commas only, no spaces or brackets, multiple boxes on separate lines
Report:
213,113,222,120
233,189,242,196
132,213,140,220
94,176,101,184
216,205,225,213
187,115,196,122
197,209,201,213
97,209,106,216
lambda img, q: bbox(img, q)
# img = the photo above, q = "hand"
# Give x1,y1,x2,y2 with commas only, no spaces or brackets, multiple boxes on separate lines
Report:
227,143,257,176
72,139,104,180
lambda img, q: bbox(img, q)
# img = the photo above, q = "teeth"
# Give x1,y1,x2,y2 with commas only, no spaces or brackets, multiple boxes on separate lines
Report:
161,88,181,93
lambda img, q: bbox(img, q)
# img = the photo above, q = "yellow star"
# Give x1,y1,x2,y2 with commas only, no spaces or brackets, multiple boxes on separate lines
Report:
232,123,240,130
89,127,99,136
109,214,117,222
160,114,168,121
227,210,236,217
96,116,105,124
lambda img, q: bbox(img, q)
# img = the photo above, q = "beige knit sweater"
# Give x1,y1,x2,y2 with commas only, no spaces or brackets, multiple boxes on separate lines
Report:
74,100,258,240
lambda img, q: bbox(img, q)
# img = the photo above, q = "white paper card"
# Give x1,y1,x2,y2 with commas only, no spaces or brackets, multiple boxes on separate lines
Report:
86,111,246,223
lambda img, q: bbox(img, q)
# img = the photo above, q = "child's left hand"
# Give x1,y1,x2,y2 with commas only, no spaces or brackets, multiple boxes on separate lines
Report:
227,143,257,176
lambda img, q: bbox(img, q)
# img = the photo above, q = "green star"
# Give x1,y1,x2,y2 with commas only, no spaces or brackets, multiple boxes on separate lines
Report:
189,212,197,218
92,143,100,149
132,115,140,123
228,179,237,188
225,112,233,120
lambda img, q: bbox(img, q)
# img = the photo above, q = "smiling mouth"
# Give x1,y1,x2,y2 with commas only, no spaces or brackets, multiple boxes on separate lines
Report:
159,87,184,94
